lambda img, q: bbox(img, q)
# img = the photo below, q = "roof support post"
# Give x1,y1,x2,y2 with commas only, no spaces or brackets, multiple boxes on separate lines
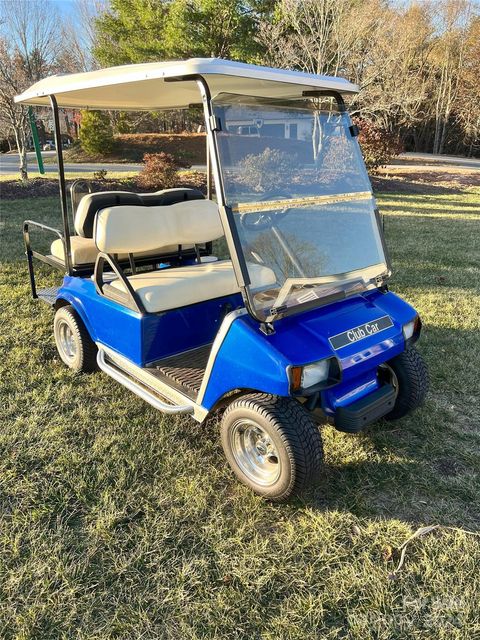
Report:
195,77,256,311
206,134,212,201
49,94,72,275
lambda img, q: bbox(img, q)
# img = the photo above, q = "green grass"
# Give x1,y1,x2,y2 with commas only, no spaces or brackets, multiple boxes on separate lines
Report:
0,188,479,639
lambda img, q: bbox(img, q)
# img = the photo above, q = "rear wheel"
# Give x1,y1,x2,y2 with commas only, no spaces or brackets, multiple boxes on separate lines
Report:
220,393,323,501
54,305,97,373
382,347,429,420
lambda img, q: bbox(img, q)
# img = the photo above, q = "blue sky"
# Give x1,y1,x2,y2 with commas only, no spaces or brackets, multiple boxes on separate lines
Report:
51,0,81,21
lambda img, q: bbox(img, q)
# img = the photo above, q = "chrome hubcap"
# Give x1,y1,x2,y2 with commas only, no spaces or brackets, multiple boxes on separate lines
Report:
230,419,281,486
58,321,77,361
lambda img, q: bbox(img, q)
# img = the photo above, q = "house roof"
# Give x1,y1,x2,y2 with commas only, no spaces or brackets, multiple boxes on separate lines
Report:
15,58,358,111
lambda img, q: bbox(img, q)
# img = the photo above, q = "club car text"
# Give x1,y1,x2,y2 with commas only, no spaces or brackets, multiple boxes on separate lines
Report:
329,316,394,350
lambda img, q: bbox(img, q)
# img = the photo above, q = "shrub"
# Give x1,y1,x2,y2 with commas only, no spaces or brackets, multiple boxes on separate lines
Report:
353,117,403,172
136,152,182,190
93,169,108,181
79,110,115,156
238,147,297,192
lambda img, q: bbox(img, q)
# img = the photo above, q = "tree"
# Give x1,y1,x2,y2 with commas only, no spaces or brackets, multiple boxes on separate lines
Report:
258,0,480,156
162,0,265,61
0,0,63,180
430,0,475,154
350,2,434,133
259,0,366,77
259,0,432,132
59,0,107,72
455,15,480,155
94,0,273,66
0,40,30,180
79,110,115,155
94,0,170,65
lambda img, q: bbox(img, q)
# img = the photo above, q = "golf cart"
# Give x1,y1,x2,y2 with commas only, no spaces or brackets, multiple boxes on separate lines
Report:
16,59,428,501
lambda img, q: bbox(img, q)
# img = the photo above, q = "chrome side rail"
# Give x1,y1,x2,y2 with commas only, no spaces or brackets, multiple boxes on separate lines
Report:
97,349,195,416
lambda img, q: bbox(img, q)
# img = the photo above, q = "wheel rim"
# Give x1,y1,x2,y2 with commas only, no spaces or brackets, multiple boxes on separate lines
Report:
230,419,281,486
58,320,77,361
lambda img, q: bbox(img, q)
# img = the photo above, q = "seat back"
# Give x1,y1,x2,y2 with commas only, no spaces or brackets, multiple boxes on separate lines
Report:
75,192,143,237
140,188,204,206
94,199,223,255
74,188,205,238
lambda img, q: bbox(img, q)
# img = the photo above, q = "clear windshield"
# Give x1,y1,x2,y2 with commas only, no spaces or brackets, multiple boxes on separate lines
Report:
213,94,389,321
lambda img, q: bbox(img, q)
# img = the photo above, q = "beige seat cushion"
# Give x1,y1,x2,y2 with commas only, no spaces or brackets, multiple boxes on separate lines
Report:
107,260,276,313
51,236,193,267
51,236,99,266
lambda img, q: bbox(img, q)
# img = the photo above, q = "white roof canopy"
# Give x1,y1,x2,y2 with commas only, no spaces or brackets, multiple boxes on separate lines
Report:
15,58,358,111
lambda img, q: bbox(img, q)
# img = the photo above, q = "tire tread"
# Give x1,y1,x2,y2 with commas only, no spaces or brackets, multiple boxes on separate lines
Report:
222,393,323,501
386,347,428,420
54,305,97,373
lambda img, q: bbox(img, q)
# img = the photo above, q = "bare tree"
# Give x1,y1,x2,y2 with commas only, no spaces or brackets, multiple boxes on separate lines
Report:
455,15,480,155
59,0,106,72
259,0,435,133
0,0,63,179
430,0,474,154
353,2,435,132
0,39,30,178
259,0,361,77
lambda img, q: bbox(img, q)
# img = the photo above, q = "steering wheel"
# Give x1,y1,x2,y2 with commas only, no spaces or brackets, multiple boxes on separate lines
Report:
239,191,292,230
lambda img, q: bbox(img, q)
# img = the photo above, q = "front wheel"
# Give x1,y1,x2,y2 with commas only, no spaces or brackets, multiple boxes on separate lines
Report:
382,347,429,420
220,393,324,501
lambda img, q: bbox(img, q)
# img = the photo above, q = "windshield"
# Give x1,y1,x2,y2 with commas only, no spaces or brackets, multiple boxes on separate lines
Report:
213,94,389,321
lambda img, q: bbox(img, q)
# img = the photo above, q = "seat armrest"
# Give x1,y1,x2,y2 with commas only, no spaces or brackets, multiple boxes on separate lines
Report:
94,251,147,314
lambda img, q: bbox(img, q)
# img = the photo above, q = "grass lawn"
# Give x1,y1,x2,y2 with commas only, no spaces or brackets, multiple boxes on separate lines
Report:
0,186,479,639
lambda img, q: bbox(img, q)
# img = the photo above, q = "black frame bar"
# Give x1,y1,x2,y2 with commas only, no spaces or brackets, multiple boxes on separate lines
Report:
23,220,67,297
192,76,260,320
49,95,73,275
94,252,147,314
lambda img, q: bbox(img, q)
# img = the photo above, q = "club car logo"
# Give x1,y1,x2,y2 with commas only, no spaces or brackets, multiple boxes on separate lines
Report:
329,316,394,350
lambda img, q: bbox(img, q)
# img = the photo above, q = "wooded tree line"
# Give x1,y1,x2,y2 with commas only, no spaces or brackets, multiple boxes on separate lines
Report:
93,0,479,157
1,0,479,181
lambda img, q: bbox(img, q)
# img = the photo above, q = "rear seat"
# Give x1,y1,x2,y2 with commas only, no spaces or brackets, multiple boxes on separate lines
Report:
95,199,276,313
50,188,204,267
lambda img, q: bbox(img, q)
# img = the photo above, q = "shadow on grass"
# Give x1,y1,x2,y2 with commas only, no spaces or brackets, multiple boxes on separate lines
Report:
309,429,479,529
296,329,479,530
372,177,467,195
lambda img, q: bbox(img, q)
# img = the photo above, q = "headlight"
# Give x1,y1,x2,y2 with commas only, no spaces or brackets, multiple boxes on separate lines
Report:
403,315,422,344
289,357,341,394
302,360,330,388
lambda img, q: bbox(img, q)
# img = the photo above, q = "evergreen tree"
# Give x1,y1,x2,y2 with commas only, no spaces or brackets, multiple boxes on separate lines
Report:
79,110,115,155
94,0,274,66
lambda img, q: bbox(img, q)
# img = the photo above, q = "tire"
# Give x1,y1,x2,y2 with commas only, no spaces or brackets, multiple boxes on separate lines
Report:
383,347,429,420
220,393,324,501
53,305,97,373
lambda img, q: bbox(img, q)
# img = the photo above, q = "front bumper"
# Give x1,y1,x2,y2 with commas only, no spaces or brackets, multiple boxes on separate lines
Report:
334,383,396,433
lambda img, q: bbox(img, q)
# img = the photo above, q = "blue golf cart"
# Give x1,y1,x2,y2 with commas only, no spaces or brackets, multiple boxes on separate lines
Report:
17,59,428,500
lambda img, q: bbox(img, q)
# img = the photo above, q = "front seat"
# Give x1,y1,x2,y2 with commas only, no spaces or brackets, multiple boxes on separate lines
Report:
94,198,276,313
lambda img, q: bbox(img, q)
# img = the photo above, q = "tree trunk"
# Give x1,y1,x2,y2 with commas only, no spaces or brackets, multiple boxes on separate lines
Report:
13,127,28,181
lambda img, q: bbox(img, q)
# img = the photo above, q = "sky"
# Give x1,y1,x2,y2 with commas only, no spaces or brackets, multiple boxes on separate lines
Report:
50,0,86,21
